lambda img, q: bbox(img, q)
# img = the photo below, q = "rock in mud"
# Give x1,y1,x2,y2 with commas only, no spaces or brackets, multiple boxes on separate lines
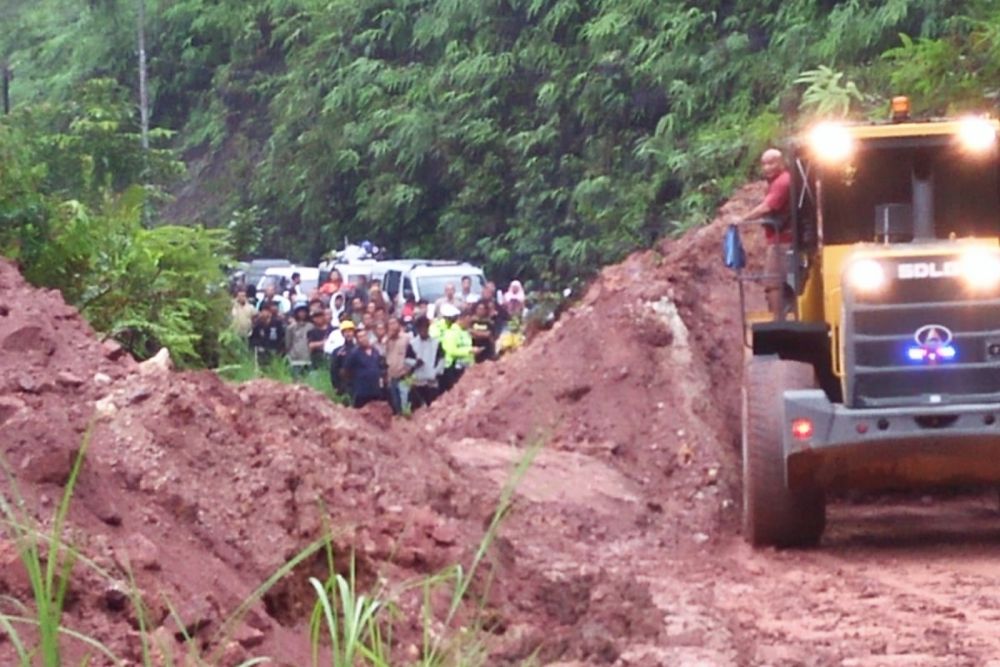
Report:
13,373,43,394
233,623,266,649
116,533,161,571
164,593,218,637
94,394,118,418
0,395,24,424
137,347,172,375
101,339,127,361
19,446,75,485
126,386,153,405
2,325,55,355
56,370,85,388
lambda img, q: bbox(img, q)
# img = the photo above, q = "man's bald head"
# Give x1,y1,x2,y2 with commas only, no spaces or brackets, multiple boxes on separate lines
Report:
760,148,785,180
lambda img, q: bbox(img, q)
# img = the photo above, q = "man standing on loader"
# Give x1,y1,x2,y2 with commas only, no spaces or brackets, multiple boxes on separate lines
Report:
747,148,793,318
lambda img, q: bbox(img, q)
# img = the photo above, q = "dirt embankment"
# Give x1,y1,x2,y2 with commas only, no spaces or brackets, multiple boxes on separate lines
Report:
0,185,766,664
0,257,515,663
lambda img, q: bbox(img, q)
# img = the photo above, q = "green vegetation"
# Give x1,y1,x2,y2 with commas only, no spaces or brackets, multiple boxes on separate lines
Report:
216,331,348,402
3,0,1000,355
0,77,229,367
0,429,92,666
309,555,391,666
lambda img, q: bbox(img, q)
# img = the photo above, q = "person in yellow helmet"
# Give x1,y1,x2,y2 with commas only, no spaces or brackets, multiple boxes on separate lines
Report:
438,304,474,391
329,318,357,395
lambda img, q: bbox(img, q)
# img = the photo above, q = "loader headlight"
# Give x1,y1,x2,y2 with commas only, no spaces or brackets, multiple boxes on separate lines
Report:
809,122,855,164
959,249,1000,290
958,117,997,153
846,259,886,293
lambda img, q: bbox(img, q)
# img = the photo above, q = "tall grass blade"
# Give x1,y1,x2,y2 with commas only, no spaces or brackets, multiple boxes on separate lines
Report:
122,566,155,667
0,614,122,665
0,611,31,663
309,576,339,665
0,426,93,666
208,535,326,664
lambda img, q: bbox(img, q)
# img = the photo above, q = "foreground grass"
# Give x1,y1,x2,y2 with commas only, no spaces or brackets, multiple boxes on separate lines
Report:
215,339,347,405
0,432,543,665
0,428,92,665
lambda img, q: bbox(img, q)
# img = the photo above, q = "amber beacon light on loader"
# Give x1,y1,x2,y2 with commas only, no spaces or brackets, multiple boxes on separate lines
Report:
724,98,1000,547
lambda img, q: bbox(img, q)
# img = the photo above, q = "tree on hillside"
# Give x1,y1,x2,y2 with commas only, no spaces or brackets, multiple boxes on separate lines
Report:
0,76,227,366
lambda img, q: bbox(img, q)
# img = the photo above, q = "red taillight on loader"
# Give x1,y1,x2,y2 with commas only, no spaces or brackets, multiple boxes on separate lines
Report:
791,418,814,441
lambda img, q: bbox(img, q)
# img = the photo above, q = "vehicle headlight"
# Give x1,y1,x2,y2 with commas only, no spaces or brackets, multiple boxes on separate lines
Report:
809,122,855,164
959,249,1000,290
846,259,886,293
958,117,997,153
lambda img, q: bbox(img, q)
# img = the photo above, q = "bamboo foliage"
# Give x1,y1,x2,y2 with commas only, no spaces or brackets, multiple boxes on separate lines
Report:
1,0,996,287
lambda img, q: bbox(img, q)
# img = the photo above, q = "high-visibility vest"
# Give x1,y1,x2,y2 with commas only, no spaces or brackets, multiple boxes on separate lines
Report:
430,317,449,340
441,324,474,368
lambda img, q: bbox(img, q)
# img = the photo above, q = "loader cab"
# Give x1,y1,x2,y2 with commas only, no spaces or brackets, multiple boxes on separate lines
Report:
799,119,1000,248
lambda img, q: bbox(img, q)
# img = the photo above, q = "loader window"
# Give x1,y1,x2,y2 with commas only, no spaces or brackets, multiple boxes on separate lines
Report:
819,143,1000,244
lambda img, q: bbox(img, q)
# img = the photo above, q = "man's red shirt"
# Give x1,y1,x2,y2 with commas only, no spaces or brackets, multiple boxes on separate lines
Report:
764,170,792,244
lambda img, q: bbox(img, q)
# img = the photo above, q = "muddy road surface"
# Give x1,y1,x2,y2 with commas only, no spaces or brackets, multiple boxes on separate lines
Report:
446,426,1000,665
718,494,1000,666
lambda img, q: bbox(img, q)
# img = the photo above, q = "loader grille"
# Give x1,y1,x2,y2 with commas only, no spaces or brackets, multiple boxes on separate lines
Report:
844,253,1000,408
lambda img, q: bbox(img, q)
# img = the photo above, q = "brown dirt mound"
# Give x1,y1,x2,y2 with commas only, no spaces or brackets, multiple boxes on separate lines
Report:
412,184,767,664
0,184,766,664
425,184,764,537
0,259,502,664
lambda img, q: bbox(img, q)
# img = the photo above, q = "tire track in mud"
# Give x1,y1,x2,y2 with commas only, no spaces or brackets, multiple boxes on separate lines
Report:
699,496,1000,666
472,444,1000,666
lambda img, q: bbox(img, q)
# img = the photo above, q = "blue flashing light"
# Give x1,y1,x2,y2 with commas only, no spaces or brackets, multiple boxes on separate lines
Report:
906,345,957,363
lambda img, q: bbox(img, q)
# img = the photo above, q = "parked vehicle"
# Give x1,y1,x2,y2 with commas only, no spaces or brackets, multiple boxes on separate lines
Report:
318,260,378,289
380,262,485,312
245,259,292,288
256,266,319,297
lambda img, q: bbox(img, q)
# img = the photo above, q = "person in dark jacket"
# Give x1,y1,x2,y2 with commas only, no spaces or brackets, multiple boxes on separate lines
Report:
470,300,495,362
308,309,334,370
344,326,386,408
329,320,357,395
249,302,285,365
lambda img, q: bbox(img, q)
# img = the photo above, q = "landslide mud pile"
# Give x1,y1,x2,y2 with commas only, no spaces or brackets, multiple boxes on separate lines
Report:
0,184,763,665
427,184,763,536
0,261,500,664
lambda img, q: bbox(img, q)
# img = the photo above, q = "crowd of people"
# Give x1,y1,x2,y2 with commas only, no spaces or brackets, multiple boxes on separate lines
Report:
229,269,528,413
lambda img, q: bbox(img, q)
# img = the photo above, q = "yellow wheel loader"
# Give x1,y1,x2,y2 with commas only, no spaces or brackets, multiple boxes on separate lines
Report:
725,99,1000,547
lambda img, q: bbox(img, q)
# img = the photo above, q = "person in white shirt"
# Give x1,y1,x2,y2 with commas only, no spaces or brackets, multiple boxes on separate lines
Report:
405,315,445,409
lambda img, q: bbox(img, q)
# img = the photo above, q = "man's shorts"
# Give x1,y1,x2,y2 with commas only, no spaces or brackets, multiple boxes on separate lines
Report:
764,243,790,290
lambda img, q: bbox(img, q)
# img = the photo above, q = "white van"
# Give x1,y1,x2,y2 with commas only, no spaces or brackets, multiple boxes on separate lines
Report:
381,262,486,312
318,259,378,289
245,258,292,287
